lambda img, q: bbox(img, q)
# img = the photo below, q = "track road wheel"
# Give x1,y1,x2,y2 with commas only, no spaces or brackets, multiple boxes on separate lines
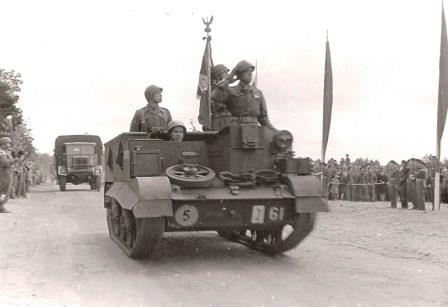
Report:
262,213,316,255
106,199,164,259
218,214,316,255
59,177,66,191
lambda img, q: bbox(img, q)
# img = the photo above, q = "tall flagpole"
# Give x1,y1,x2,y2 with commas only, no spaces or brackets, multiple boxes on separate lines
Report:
202,17,213,128
435,142,441,211
322,31,333,194
436,3,448,211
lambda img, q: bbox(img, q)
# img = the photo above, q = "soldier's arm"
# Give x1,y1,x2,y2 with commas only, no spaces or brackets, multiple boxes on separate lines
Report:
258,91,276,130
167,110,172,124
211,87,229,112
130,110,142,132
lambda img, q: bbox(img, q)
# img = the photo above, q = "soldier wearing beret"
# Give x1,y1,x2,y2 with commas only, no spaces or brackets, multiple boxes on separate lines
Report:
223,60,276,130
130,85,172,134
0,137,14,213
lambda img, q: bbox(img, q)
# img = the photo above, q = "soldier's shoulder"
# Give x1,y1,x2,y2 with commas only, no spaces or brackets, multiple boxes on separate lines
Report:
250,85,263,96
228,85,241,95
160,107,171,114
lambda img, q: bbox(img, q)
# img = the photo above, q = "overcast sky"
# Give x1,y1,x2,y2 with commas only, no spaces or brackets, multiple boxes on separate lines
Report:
0,0,446,164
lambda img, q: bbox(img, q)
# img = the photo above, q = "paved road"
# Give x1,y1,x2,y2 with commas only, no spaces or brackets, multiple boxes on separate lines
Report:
1,184,447,306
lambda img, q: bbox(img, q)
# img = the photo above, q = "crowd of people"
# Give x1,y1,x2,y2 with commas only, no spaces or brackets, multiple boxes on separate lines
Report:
0,136,43,213
314,154,447,210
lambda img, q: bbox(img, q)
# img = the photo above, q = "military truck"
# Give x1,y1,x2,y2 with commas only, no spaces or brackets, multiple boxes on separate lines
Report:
54,135,103,191
104,125,328,258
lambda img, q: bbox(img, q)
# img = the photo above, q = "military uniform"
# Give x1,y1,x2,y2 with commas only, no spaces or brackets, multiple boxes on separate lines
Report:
224,83,275,129
222,60,276,130
210,64,233,131
130,105,172,133
130,84,172,134
211,84,232,131
399,166,410,209
414,168,427,210
0,147,14,212
387,169,399,208
366,169,376,201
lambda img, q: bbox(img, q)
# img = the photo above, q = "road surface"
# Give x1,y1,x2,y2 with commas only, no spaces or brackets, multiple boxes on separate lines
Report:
1,184,447,306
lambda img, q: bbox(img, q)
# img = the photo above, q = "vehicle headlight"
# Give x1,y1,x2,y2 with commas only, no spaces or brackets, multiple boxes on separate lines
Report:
273,130,293,152
95,166,103,175
58,165,67,175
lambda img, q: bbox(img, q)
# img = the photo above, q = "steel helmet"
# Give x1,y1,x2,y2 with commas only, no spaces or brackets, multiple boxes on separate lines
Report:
167,120,186,134
144,85,163,102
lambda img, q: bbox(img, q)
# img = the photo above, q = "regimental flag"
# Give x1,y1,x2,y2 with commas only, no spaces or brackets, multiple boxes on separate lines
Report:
437,6,448,154
197,38,213,129
322,38,333,161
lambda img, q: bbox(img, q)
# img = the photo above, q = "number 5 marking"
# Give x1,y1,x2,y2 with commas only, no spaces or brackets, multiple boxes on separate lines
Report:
175,205,199,227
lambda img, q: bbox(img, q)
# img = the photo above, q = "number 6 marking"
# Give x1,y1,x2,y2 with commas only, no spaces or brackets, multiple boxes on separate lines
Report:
269,207,285,221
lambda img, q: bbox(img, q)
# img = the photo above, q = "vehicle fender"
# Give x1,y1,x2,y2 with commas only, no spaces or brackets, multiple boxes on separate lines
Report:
105,176,173,218
283,174,329,213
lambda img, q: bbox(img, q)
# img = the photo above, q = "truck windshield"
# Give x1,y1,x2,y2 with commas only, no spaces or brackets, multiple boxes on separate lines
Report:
66,144,95,155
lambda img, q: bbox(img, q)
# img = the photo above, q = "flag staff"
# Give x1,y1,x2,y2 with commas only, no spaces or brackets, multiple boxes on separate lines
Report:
202,16,213,128
321,31,333,195
436,4,448,211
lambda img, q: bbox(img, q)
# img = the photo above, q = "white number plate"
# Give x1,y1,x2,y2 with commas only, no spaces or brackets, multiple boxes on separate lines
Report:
251,205,265,224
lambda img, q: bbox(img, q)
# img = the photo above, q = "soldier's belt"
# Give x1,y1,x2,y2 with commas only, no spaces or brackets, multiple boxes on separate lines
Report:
230,116,258,125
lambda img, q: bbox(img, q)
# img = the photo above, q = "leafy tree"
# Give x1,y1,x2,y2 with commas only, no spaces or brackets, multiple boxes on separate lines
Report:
0,69,35,154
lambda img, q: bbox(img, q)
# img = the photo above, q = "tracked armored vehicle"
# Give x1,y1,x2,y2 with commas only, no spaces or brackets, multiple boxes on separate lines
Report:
104,124,328,258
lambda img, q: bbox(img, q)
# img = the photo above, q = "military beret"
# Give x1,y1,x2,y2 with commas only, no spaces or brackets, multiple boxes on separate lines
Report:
0,137,12,145
144,85,163,101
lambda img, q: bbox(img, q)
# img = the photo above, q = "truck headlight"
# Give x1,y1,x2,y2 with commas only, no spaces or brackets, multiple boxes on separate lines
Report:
58,166,67,175
95,166,103,175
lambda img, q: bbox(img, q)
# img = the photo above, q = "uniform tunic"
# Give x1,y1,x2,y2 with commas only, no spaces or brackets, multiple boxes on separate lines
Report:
224,83,275,129
0,150,14,203
130,105,172,133
399,167,410,208
210,85,232,131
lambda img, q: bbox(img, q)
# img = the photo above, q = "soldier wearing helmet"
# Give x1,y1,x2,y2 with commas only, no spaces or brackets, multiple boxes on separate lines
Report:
210,64,233,131
130,85,172,134
222,60,276,130
0,136,14,213
168,120,186,142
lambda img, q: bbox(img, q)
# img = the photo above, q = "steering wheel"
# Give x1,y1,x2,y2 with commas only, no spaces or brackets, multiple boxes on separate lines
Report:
165,164,216,187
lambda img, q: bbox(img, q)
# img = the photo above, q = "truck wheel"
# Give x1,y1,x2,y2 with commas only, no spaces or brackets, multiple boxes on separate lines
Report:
59,177,66,191
95,176,101,191
90,181,96,190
